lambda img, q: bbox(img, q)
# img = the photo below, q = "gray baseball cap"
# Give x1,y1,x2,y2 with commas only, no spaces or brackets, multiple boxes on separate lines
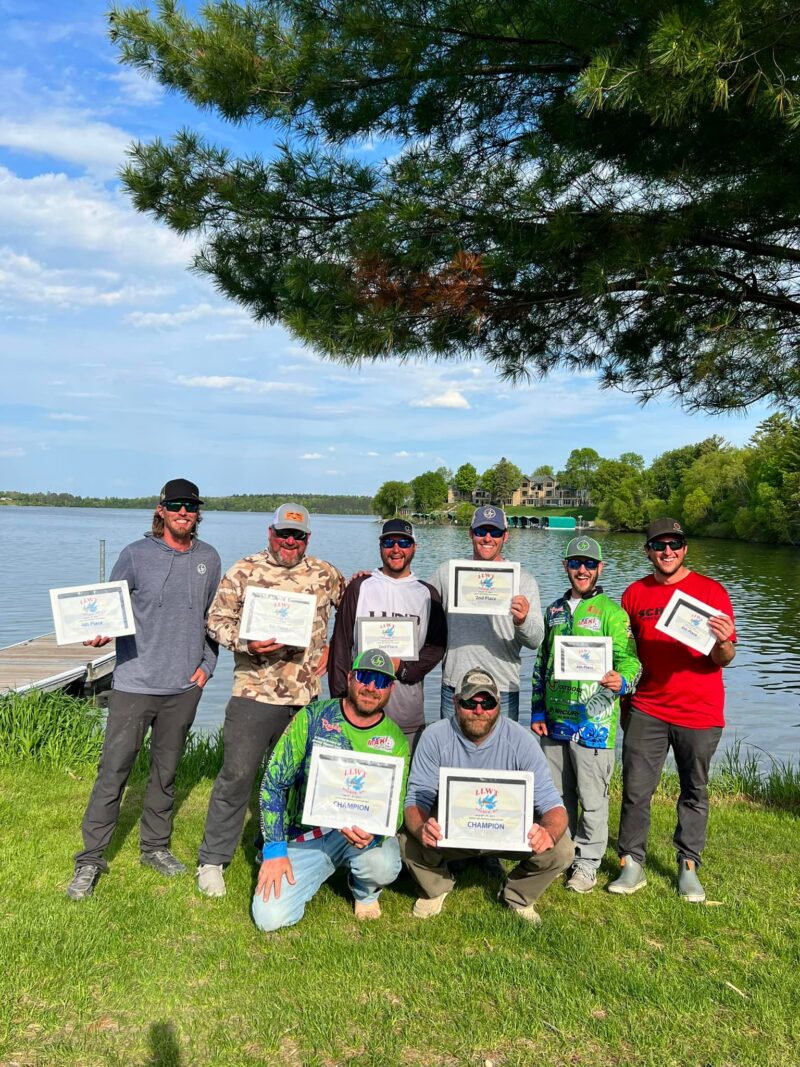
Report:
271,503,311,533
456,668,500,703
564,536,603,561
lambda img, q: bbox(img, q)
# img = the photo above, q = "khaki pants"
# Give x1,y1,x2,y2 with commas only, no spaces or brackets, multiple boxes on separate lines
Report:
399,827,574,910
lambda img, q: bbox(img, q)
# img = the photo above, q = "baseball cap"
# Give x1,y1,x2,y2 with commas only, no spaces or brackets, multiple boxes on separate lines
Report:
351,648,396,679
160,478,203,504
564,536,603,561
645,517,685,542
456,668,500,704
380,518,414,540
471,505,507,531
271,503,311,533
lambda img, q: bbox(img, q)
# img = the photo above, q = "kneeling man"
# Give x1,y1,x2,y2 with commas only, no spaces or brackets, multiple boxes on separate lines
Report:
252,650,410,931
400,668,573,924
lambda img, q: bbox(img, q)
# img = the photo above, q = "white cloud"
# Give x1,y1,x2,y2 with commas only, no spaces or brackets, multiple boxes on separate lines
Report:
0,248,166,310
325,469,339,475
366,451,380,457
0,113,131,177
127,303,252,329
175,375,315,395
410,388,470,410
393,450,426,458
301,452,324,460
48,413,89,422
0,447,25,457
109,68,163,107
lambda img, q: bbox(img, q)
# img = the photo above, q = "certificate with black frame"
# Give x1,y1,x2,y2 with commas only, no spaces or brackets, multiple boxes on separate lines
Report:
356,616,419,660
553,636,612,681
239,586,317,647
301,746,405,838
437,768,534,852
50,581,135,646
447,559,520,616
655,589,718,655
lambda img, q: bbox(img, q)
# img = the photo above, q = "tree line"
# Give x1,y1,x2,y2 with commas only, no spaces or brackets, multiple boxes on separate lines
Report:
372,415,800,545
0,492,373,515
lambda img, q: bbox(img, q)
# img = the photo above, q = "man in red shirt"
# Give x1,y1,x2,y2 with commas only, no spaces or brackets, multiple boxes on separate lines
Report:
608,518,736,902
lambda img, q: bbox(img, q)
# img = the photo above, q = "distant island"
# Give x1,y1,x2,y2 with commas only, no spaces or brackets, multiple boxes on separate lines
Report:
0,491,373,516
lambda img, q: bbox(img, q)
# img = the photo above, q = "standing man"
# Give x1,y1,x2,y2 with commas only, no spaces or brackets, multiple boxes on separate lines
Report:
400,668,573,923
66,478,221,900
530,536,641,893
252,650,410,931
609,518,736,902
328,518,447,749
430,505,543,721
196,503,344,898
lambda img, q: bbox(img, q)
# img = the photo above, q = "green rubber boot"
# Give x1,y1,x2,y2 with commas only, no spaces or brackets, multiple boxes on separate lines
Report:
607,855,647,895
678,858,706,903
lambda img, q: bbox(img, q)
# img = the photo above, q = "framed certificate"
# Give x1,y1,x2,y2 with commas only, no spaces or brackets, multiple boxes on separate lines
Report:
356,616,419,660
655,590,718,655
447,560,520,616
301,746,406,837
239,586,316,647
49,581,136,646
553,636,612,681
437,768,534,852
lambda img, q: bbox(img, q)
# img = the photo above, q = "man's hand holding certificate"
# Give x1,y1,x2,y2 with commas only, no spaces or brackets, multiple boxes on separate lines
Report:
50,581,135,646
655,589,732,655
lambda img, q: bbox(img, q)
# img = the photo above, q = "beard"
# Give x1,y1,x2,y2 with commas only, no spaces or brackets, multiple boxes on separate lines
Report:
457,708,499,740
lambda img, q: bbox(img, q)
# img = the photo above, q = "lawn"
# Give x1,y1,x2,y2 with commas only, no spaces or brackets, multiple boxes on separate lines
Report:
2,694,799,1066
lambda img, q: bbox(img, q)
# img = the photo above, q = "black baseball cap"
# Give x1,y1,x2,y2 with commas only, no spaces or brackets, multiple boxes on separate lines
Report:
645,517,685,542
160,478,203,504
380,519,414,540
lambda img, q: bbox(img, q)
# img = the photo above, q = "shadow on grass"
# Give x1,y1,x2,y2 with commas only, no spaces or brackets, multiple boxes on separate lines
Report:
143,1021,182,1066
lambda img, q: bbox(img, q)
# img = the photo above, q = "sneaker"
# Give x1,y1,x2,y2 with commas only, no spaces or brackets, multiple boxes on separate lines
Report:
412,892,449,918
510,903,542,925
196,863,226,898
607,855,647,895
678,858,706,903
354,899,381,921
140,849,186,877
566,865,597,894
66,864,100,901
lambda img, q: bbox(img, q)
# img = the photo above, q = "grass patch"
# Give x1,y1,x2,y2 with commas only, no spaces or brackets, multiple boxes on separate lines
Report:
2,693,799,1064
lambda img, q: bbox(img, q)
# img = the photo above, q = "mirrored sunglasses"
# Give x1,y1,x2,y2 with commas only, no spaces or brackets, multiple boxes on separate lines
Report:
380,536,414,549
566,557,600,570
354,669,393,689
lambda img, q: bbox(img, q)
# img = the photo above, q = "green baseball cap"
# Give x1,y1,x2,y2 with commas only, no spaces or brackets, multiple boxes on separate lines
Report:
351,648,396,679
564,536,603,561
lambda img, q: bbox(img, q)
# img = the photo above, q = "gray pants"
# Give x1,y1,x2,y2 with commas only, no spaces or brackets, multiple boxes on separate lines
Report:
75,687,202,871
540,736,614,871
618,707,722,868
198,696,299,867
399,827,574,909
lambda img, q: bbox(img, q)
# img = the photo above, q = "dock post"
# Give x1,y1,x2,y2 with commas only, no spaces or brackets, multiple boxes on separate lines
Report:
99,539,106,582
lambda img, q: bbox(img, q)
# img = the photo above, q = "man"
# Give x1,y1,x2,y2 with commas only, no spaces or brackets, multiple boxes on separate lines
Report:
609,517,736,902
400,668,573,923
196,503,345,898
430,506,543,721
66,478,221,900
530,536,641,893
328,518,447,749
252,649,410,930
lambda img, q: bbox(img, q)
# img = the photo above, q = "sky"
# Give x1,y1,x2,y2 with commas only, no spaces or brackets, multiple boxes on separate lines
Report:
0,0,774,499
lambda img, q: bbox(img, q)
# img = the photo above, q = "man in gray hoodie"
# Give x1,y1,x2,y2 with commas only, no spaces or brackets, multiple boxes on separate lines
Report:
66,478,221,901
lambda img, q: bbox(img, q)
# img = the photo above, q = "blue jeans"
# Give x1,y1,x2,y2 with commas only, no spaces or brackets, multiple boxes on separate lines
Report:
439,684,519,723
251,832,401,932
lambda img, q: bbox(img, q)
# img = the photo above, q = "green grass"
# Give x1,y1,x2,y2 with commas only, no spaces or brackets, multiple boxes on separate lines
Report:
2,693,799,1065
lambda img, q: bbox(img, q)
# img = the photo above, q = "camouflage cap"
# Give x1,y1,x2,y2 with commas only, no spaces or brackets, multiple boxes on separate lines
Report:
456,667,500,703
352,648,396,679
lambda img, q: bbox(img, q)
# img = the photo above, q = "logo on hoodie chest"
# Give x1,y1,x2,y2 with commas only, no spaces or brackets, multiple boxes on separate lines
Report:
197,563,207,574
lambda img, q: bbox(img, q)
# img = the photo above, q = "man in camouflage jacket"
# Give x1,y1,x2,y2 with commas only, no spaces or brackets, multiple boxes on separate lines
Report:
196,503,345,897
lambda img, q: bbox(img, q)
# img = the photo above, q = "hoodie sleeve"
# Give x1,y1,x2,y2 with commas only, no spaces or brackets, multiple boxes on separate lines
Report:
198,549,222,681
514,570,544,652
327,576,365,697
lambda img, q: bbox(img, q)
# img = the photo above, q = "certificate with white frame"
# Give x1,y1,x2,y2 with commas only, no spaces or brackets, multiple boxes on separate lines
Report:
437,768,534,852
356,616,418,660
239,586,316,647
447,559,520,616
50,581,135,646
655,589,718,655
301,746,405,838
553,636,612,681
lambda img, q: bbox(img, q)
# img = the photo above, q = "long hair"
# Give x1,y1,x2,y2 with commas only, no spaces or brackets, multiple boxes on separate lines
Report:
151,506,203,538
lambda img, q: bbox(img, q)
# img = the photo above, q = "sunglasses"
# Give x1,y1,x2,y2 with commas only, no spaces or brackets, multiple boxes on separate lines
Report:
458,695,499,711
648,539,685,552
380,536,414,549
354,669,393,689
163,500,199,513
472,526,505,539
273,529,308,542
566,557,600,571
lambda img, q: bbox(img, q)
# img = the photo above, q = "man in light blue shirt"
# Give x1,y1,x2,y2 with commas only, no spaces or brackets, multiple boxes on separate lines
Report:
400,668,573,923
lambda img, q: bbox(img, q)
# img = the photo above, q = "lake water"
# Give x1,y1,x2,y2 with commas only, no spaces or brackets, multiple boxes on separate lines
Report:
1,506,798,763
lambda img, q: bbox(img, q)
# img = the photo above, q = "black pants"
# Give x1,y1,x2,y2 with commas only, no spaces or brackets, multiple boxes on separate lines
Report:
618,707,722,868
75,687,202,871
198,696,299,867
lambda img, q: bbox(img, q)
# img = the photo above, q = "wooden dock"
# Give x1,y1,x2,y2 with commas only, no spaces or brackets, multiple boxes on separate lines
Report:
0,633,116,696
